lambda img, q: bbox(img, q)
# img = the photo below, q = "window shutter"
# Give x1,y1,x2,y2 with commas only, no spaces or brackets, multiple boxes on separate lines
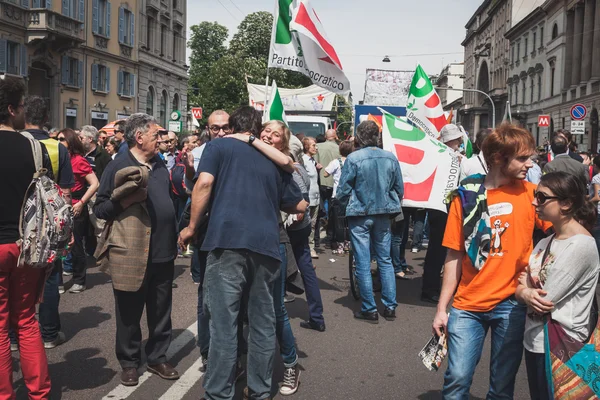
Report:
78,60,83,88
129,74,135,97
106,67,110,92
92,0,98,34
0,40,6,73
129,12,134,46
78,0,84,21
118,7,124,44
91,64,98,91
61,55,69,85
62,0,68,17
20,44,27,77
117,70,123,96
46,0,51,9
106,2,111,37
21,0,28,9
33,0,40,8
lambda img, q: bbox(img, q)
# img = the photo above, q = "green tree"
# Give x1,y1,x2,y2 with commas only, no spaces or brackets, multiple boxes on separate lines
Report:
229,11,272,59
335,95,354,139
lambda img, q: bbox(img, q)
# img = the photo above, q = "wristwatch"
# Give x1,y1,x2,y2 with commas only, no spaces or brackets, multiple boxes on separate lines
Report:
248,135,256,146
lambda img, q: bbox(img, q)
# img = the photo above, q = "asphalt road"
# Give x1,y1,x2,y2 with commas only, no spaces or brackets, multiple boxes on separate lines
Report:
10,246,531,400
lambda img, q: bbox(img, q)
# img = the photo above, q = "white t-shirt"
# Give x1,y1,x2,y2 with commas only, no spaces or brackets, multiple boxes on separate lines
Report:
592,173,600,214
325,158,344,198
302,153,320,207
459,153,487,182
523,234,600,353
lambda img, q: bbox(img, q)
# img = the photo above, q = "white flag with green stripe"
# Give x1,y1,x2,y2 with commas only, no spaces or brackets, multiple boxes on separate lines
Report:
265,80,288,125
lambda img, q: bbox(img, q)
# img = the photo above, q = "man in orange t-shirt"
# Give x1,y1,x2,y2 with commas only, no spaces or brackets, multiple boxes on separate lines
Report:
432,124,552,399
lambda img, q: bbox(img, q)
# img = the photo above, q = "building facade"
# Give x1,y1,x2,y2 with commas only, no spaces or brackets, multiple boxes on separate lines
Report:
137,0,188,132
505,0,600,151
0,0,187,131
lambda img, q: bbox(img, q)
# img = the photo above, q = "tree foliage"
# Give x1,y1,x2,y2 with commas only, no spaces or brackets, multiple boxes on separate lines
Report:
187,12,312,127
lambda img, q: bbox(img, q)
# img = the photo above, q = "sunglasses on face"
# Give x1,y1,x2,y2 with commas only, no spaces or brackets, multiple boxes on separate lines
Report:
534,190,560,205
114,129,124,134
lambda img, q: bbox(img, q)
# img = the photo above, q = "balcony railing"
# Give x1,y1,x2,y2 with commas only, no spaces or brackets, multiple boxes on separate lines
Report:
26,10,84,43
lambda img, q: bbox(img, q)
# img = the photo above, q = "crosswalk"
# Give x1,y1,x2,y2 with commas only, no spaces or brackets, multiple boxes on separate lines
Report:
101,322,202,400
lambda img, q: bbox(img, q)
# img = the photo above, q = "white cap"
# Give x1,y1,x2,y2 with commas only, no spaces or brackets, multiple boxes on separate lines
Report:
440,124,463,144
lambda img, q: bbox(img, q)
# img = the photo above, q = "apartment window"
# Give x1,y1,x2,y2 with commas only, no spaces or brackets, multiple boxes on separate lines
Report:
540,26,544,46
117,70,135,97
522,80,526,104
61,55,82,88
172,0,177,10
118,7,134,46
515,84,519,104
511,46,514,63
160,90,167,127
530,77,534,103
538,74,542,100
524,37,528,58
160,25,166,56
517,42,521,59
532,32,537,52
91,64,110,92
172,33,177,61
0,40,27,76
146,87,155,116
550,66,556,96
552,24,558,40
147,17,154,50
32,0,50,8
172,93,179,111
63,0,84,21
6,41,20,75
93,0,111,37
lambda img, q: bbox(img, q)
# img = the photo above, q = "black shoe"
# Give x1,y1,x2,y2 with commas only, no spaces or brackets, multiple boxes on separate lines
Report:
421,293,440,304
300,320,326,332
353,310,379,324
120,368,139,386
382,308,396,321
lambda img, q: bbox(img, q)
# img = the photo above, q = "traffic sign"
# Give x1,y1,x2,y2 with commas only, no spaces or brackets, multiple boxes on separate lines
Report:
570,104,587,120
571,120,585,135
538,115,550,127
191,107,203,120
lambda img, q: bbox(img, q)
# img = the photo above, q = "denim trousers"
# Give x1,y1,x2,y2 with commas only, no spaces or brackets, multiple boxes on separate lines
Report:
203,249,279,400
191,244,202,284
288,225,325,325
524,350,550,400
195,249,210,356
39,268,61,342
274,243,298,367
391,219,407,273
348,215,397,313
442,298,526,399
402,208,426,249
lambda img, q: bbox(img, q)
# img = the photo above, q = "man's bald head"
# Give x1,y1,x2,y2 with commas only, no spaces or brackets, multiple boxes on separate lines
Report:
325,129,338,141
207,110,230,139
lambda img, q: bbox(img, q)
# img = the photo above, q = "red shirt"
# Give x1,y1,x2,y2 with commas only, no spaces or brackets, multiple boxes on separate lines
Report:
70,154,92,205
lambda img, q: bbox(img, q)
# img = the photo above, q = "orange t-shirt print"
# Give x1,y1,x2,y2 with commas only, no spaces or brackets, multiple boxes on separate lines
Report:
442,180,552,312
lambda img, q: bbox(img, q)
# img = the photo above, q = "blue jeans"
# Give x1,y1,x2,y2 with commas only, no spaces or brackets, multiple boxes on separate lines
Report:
443,298,527,399
63,252,73,273
195,250,210,356
391,219,407,273
288,226,325,325
203,249,279,400
274,244,298,367
191,244,201,284
39,268,61,342
348,215,397,313
403,208,426,249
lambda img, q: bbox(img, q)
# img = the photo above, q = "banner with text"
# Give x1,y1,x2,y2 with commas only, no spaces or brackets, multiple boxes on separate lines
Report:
381,112,459,213
248,83,335,112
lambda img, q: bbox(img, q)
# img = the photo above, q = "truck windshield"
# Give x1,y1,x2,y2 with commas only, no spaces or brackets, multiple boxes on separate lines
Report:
289,122,326,138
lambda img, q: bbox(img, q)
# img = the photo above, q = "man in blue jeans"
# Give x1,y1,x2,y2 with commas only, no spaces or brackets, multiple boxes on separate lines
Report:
179,107,306,400
337,120,404,323
432,124,552,399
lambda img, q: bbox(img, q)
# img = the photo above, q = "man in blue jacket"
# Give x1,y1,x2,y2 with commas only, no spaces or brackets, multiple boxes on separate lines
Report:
337,120,404,323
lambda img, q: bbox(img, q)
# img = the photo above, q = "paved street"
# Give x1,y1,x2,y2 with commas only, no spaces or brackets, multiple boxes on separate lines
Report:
10,247,530,400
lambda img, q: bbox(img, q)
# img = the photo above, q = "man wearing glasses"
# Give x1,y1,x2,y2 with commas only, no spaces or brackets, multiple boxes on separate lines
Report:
114,120,128,158
189,110,230,174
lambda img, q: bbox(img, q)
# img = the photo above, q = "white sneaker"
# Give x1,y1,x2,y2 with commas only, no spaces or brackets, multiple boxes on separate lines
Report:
69,284,85,293
280,364,301,395
310,249,319,259
44,332,66,349
58,285,65,294
411,247,419,253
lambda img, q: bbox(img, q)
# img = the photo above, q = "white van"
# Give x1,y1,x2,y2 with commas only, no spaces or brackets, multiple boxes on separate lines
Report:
287,115,332,138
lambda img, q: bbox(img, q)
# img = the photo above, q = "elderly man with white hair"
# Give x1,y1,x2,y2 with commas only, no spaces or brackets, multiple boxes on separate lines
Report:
79,125,111,180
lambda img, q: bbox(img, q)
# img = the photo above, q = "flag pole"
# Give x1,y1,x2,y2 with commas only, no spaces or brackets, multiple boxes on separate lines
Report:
263,68,270,120
264,0,279,120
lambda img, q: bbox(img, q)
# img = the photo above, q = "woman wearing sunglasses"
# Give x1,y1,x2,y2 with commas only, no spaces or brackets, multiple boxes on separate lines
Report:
516,171,600,400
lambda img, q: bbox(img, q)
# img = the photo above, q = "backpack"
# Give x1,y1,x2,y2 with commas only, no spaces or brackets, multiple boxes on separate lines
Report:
170,162,189,200
17,132,73,268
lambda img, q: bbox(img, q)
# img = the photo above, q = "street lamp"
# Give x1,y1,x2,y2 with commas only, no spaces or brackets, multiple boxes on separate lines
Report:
382,55,391,63
434,86,496,129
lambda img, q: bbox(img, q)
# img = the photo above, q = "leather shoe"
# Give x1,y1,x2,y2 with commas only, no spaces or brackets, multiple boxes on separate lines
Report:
300,320,326,332
147,362,179,380
382,308,396,321
353,310,379,324
421,293,440,304
120,368,139,386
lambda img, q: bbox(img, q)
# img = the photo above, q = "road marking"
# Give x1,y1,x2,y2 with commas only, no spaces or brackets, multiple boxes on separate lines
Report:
101,321,198,400
158,357,205,399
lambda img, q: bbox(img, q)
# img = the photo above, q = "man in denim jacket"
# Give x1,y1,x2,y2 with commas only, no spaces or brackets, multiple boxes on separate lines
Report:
337,121,404,323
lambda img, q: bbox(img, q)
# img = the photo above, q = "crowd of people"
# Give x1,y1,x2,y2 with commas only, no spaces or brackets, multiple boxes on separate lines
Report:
2,71,600,400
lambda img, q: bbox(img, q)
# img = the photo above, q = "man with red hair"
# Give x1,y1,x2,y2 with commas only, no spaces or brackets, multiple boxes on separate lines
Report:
432,124,552,398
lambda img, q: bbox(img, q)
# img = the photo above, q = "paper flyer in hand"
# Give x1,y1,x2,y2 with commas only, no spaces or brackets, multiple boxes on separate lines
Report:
418,332,448,372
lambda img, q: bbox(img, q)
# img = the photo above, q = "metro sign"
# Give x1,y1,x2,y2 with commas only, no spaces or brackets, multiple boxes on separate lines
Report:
191,107,203,120
538,115,550,127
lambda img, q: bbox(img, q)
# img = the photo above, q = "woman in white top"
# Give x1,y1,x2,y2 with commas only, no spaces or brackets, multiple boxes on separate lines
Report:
302,137,321,259
323,140,353,254
516,171,600,400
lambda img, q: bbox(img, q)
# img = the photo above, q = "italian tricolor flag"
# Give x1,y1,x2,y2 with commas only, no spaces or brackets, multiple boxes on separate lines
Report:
264,80,288,125
406,64,448,140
